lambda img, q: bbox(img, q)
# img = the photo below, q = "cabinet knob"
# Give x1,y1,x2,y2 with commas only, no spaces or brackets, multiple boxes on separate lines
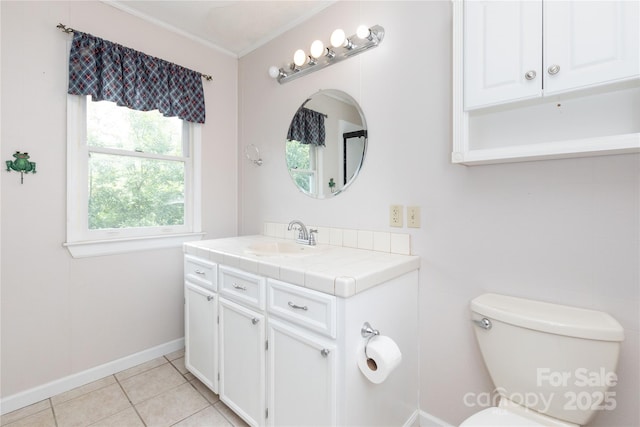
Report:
524,70,536,80
320,348,330,357
251,317,259,325
207,295,214,301
547,64,560,75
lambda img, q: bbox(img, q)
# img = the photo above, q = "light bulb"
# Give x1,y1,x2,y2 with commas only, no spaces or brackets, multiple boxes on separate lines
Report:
268,66,280,79
310,40,324,59
330,29,346,48
356,25,370,39
293,49,307,67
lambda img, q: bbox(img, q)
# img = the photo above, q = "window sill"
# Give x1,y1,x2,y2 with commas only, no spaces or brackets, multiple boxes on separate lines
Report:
64,233,206,258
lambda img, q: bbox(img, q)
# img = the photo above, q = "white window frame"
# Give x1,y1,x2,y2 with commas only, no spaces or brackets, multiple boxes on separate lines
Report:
64,95,204,258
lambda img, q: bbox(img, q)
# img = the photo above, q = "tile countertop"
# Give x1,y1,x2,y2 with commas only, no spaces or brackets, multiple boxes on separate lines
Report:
184,235,420,298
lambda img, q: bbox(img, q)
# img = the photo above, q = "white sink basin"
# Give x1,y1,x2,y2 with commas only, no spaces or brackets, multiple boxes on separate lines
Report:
245,241,325,257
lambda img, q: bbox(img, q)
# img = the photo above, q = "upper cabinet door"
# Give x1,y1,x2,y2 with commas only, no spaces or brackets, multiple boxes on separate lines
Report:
463,0,543,110
544,1,640,94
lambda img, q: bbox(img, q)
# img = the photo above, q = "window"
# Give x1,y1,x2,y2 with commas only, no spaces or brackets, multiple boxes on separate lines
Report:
286,139,319,194
65,96,203,257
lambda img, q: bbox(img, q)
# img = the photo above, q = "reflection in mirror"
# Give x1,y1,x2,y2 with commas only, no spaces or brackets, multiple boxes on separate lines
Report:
286,90,367,198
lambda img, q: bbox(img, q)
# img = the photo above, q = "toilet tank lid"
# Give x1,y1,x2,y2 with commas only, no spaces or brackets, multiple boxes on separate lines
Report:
471,293,624,341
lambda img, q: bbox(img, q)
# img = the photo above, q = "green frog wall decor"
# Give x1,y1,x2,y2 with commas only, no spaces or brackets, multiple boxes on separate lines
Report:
6,151,36,184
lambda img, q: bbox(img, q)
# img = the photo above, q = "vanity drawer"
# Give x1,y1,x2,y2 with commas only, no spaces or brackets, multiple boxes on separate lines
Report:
184,255,217,292
219,265,266,310
267,279,337,338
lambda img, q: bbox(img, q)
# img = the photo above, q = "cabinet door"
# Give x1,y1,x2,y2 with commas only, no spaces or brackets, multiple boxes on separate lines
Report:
219,298,265,427
266,319,336,427
184,282,218,393
544,1,640,94
463,0,542,110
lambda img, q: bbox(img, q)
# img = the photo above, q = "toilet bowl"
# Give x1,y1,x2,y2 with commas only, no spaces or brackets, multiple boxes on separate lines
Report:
460,293,624,427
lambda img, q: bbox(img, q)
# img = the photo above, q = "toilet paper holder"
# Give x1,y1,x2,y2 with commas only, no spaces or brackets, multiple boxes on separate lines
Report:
361,322,380,358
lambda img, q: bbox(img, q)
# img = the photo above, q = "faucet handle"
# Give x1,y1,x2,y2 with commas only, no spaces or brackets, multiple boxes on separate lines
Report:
309,229,318,245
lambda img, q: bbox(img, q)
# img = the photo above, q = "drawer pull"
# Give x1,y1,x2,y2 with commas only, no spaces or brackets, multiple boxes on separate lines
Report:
233,283,247,291
251,317,260,325
207,295,214,301
194,269,206,275
320,348,330,357
288,301,308,311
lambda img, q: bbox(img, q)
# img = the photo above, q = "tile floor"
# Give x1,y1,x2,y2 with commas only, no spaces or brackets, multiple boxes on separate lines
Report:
1,349,249,427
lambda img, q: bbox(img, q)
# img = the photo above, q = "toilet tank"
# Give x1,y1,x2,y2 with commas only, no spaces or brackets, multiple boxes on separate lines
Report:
470,293,624,426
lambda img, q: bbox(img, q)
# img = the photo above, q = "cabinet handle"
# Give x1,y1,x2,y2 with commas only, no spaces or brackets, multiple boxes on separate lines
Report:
320,348,330,357
194,269,205,275
547,64,560,75
207,295,214,301
251,317,260,325
288,301,308,311
232,283,247,291
524,70,536,80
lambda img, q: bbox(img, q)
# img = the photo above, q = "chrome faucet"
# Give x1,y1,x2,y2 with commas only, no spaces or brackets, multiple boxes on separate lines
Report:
287,220,317,246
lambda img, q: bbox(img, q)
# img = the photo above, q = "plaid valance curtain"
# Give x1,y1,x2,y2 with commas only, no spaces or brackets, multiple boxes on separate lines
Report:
67,31,205,124
287,107,326,146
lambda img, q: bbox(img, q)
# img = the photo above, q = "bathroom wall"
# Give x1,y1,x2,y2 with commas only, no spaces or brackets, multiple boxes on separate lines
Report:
0,1,237,400
238,2,639,426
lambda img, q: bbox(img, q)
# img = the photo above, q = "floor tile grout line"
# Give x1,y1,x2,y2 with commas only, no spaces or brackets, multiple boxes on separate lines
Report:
114,372,148,427
49,397,60,427
50,375,118,410
169,365,237,426
5,352,194,427
0,399,55,427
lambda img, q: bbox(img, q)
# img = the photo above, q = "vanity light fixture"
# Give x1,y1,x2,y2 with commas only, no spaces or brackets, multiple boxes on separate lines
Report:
268,24,385,84
309,40,325,59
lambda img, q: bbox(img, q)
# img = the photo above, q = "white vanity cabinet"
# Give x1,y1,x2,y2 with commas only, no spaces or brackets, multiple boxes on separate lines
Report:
183,236,421,427
183,255,218,393
218,266,266,427
454,0,640,165
266,279,337,427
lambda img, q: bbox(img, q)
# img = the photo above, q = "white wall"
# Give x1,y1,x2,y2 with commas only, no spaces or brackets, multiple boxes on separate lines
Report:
238,2,639,426
0,1,238,398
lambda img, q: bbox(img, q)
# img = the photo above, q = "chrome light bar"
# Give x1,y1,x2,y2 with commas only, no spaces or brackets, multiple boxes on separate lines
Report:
269,25,385,85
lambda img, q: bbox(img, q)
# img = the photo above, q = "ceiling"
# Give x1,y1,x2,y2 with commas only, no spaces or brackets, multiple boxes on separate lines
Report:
106,0,335,57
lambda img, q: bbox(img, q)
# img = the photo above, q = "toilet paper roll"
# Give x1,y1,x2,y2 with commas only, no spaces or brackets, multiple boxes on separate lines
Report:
357,335,402,384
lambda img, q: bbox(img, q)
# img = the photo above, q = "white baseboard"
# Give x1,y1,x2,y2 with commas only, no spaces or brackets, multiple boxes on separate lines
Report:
0,338,185,415
419,410,455,427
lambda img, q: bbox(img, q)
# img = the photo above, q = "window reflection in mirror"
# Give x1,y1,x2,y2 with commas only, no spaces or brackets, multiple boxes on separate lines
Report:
285,90,367,198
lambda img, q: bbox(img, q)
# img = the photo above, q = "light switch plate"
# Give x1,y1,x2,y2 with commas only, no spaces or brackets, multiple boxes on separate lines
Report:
407,206,421,228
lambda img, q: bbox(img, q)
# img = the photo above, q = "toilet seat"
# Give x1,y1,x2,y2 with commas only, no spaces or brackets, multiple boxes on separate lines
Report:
459,407,543,427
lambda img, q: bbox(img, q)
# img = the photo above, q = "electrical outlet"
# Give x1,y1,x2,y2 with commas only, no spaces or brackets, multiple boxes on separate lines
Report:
407,206,421,228
390,205,403,227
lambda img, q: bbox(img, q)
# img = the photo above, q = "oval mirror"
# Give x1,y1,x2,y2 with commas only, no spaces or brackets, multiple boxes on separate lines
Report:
285,90,367,198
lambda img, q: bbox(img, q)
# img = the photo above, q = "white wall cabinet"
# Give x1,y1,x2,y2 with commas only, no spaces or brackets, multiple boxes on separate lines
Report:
464,1,542,110
543,1,639,96
455,0,640,165
464,0,639,110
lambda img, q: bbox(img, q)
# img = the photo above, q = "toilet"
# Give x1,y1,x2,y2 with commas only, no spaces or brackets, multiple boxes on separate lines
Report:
461,293,625,427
